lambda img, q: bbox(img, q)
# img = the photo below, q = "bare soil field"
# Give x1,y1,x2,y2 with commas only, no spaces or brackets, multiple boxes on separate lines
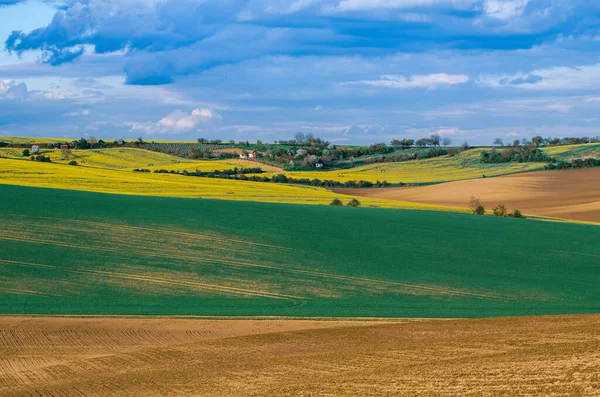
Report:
335,168,600,223
1,315,598,396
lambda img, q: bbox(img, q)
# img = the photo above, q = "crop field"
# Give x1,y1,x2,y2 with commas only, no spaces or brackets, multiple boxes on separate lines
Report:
1,315,598,396
340,168,600,223
0,147,282,172
542,143,600,161
0,184,599,318
0,156,457,211
269,149,546,184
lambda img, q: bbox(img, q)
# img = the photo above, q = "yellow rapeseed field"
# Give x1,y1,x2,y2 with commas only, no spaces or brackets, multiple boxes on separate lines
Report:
0,148,278,172
541,143,600,161
0,157,462,212
267,149,546,184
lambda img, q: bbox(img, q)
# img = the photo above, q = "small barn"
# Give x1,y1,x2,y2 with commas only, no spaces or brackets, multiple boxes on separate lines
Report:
31,145,40,154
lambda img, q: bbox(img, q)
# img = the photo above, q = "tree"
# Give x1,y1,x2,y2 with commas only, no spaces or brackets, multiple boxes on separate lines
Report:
330,198,343,206
461,141,470,151
88,136,98,148
391,139,401,147
22,149,30,157
416,138,428,148
401,139,415,149
429,133,441,146
197,138,208,144
442,137,452,147
347,198,361,207
531,136,544,147
512,139,521,147
493,204,508,217
295,132,306,143
135,137,144,146
469,196,485,215
493,138,503,146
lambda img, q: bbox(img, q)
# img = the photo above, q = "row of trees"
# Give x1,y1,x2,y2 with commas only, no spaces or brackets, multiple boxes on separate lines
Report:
469,196,524,218
480,145,551,163
390,134,453,148
493,136,600,147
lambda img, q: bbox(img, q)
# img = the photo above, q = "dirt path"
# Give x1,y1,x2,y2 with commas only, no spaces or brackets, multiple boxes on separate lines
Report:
334,168,600,223
0,315,598,396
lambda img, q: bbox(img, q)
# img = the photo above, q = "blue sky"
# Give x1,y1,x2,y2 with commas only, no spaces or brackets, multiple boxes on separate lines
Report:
1,0,600,144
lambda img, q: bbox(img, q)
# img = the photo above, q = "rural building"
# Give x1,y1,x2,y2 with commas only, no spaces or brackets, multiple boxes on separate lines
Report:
315,162,324,168
60,144,70,150
31,145,40,154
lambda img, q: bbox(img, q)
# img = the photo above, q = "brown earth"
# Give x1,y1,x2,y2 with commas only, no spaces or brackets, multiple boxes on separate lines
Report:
334,168,600,223
1,315,599,396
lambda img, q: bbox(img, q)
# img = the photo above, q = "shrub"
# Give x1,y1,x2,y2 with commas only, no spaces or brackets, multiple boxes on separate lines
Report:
22,149,30,157
493,204,508,217
469,196,485,215
330,198,343,206
347,198,361,207
511,209,524,218
68,160,78,166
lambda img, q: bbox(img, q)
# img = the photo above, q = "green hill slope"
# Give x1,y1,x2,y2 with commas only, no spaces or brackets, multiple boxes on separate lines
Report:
0,184,598,318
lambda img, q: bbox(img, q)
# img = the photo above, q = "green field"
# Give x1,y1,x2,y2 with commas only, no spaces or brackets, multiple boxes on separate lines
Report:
0,184,599,318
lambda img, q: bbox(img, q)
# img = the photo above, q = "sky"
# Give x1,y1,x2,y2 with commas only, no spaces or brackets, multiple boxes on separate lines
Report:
1,0,600,144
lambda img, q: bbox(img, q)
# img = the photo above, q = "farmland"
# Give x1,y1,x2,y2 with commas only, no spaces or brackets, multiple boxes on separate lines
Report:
1,315,598,396
339,168,600,223
267,149,547,184
1,184,599,318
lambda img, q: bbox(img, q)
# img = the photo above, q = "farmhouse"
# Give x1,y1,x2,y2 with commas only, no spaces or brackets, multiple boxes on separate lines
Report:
31,145,40,154
240,150,258,159
315,162,324,168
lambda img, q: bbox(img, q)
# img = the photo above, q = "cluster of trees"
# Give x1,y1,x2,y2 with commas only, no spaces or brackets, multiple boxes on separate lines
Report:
153,167,263,176
30,154,51,163
390,133,454,148
493,136,600,147
155,167,392,188
480,146,551,163
469,196,524,218
545,158,600,170
330,198,361,207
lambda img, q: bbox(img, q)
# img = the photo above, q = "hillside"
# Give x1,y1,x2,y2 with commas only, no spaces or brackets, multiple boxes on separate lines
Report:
267,149,546,184
1,184,598,318
338,168,600,223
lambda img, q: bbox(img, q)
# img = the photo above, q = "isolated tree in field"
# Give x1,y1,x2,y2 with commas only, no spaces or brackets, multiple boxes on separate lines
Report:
512,139,521,147
493,138,503,146
493,204,508,217
330,198,343,206
136,137,144,146
469,196,485,215
442,137,452,147
197,138,207,144
461,141,470,151
22,149,30,157
347,198,361,207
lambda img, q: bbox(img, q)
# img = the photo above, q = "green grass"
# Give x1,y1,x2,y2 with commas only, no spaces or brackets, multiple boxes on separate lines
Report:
0,184,599,318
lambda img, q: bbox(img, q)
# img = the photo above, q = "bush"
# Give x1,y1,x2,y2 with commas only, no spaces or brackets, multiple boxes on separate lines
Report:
68,160,78,166
330,198,343,206
511,209,524,218
22,149,30,157
469,196,485,215
493,204,508,217
347,198,361,207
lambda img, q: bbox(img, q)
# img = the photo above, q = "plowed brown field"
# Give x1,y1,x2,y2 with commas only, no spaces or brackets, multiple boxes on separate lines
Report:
335,168,600,223
1,315,599,396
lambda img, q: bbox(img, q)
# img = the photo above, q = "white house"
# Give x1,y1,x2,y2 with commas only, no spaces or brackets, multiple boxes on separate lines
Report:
31,145,40,154
315,162,324,168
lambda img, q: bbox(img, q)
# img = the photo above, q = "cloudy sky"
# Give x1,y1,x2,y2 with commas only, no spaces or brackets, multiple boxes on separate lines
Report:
1,0,599,144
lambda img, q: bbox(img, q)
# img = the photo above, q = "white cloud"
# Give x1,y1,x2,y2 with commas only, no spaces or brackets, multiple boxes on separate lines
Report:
0,80,28,100
332,0,474,11
479,63,600,90
65,109,90,117
484,0,528,20
505,131,519,137
346,73,469,89
129,108,222,135
544,103,571,113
